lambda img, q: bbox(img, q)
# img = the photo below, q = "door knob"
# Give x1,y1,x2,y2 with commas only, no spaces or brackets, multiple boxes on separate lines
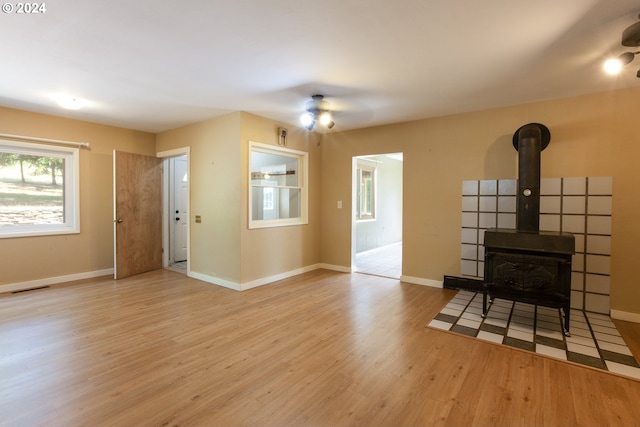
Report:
116,218,123,223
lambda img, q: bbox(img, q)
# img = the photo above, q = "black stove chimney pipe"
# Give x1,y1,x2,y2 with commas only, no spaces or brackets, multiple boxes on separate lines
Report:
512,123,550,233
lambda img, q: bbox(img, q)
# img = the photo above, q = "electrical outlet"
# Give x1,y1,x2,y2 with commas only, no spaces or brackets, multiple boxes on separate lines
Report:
337,201,342,209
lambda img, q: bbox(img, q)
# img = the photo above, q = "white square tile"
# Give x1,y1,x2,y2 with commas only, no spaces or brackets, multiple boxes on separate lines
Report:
479,213,496,228
540,214,561,232
510,322,534,334
598,341,633,356
563,177,587,195
541,178,561,195
574,234,585,253
566,341,600,358
587,235,611,255
462,196,478,211
461,260,478,277
498,196,516,213
563,196,586,214
457,318,481,329
477,330,504,344
462,212,478,228
585,274,610,294
478,262,485,278
507,328,534,342
480,180,497,195
461,228,478,244
605,361,640,380
588,177,613,195
587,196,612,215
536,344,567,360
536,328,565,341
571,272,584,291
587,216,612,235
441,307,463,317
562,215,585,234
498,179,517,196
479,196,497,212
566,334,596,347
571,291,584,310
586,255,611,275
428,319,453,330
462,180,479,195
461,244,478,260
540,196,561,214
585,293,610,314
572,253,584,271
497,213,516,229
590,323,617,335
594,332,626,346
484,317,508,328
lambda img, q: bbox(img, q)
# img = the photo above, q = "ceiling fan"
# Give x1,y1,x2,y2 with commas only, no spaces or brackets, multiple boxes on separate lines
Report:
300,94,335,131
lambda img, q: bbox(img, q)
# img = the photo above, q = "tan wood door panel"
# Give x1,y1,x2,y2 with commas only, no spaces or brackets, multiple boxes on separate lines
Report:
113,150,163,279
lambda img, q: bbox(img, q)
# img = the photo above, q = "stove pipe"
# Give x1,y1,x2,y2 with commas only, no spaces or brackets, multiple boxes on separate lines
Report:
512,123,550,233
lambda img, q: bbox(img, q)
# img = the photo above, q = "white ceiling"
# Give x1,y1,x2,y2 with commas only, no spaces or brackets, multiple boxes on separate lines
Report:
2,0,640,133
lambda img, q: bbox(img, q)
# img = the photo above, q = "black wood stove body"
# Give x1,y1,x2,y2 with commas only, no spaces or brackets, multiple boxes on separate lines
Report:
482,123,575,335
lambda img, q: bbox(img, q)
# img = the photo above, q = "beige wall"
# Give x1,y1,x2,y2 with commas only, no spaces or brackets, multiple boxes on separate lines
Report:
0,107,155,286
155,112,322,285
320,86,640,315
156,112,243,283
239,112,321,283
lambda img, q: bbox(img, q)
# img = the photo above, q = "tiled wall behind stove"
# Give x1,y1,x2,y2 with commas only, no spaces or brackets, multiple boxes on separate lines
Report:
460,177,613,314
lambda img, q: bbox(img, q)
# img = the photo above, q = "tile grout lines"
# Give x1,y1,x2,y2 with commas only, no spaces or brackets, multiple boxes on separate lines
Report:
428,290,640,380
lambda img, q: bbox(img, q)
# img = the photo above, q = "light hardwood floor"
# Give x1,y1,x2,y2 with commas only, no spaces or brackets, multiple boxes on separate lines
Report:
1,269,639,427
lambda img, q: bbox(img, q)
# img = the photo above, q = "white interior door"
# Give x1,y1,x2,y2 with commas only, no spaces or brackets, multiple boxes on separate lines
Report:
170,156,188,263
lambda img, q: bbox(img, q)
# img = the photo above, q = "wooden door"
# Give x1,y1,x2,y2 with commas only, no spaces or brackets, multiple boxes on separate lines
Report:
113,150,163,279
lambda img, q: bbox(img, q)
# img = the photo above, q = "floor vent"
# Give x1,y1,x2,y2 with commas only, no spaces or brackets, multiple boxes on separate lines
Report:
12,285,50,294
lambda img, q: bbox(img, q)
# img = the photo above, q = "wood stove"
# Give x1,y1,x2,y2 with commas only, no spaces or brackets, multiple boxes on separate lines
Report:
482,123,575,335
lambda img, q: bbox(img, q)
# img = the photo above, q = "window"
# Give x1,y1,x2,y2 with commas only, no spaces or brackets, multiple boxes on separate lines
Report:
249,141,308,229
0,139,80,238
357,160,376,220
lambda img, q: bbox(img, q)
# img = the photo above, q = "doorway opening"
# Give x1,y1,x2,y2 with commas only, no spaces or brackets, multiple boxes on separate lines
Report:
158,149,190,275
351,153,403,279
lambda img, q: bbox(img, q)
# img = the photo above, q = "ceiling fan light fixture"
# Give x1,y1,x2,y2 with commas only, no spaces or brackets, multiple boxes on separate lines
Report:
604,52,636,74
300,111,314,127
318,111,333,126
301,94,335,131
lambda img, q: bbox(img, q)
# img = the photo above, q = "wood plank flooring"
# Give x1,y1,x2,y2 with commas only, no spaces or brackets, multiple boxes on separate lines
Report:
1,269,639,427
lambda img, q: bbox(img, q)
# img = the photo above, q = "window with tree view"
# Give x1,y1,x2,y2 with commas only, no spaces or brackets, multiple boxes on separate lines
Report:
0,140,79,238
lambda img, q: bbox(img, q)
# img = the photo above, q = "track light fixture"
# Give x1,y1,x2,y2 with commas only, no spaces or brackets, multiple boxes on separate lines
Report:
300,94,335,131
604,14,640,77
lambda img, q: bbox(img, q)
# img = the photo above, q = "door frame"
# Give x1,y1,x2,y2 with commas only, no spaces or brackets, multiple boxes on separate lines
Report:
158,147,191,274
350,152,404,275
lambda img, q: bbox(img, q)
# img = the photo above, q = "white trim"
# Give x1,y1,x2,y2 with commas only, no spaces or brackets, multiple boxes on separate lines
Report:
611,309,640,324
401,275,443,288
0,269,113,294
188,264,324,292
157,147,191,272
248,141,308,229
239,264,321,291
0,139,80,238
188,271,241,291
320,263,352,273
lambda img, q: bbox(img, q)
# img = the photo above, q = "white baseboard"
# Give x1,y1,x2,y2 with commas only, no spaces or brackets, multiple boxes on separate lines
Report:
0,269,114,294
319,263,352,273
188,271,242,291
189,264,325,292
610,309,640,324
401,275,443,288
